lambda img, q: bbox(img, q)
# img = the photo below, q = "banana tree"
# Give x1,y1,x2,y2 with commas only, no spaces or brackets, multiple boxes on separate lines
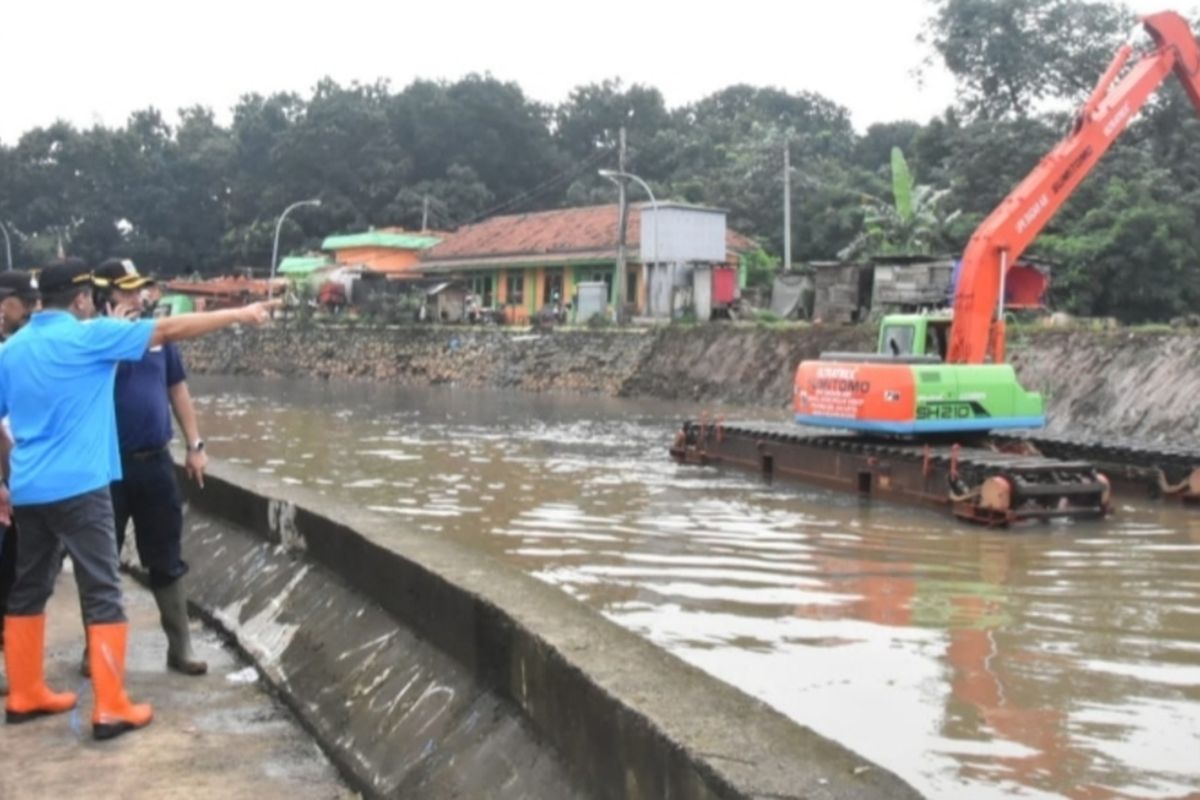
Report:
840,147,960,258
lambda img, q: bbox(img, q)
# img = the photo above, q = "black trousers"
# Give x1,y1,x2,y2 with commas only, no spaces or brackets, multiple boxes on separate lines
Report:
111,448,187,589
0,522,16,637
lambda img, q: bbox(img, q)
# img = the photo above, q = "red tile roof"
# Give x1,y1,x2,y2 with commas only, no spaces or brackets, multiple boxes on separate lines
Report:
423,204,757,264
726,228,758,254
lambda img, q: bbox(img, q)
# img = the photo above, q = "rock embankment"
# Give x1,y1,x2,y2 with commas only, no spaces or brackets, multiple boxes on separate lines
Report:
179,323,1200,447
180,324,657,396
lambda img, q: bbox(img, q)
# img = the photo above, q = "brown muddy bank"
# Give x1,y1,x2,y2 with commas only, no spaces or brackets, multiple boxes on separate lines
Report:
1008,327,1200,444
178,322,1200,446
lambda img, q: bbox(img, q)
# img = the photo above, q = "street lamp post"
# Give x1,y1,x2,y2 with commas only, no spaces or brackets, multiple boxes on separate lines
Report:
269,198,321,299
783,143,791,273
599,169,657,318
0,221,12,271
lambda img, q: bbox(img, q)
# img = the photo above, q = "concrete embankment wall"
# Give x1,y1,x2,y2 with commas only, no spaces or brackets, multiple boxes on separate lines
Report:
177,460,919,799
181,323,1200,445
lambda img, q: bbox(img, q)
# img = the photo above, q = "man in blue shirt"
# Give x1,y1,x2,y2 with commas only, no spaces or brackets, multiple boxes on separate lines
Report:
0,258,276,740
95,259,207,675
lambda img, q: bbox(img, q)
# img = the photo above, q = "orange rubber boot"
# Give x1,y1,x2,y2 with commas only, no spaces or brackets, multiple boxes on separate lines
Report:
87,622,153,740
4,614,78,723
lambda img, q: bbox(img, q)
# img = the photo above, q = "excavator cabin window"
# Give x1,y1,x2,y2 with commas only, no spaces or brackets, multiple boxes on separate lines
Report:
926,323,949,361
882,324,916,356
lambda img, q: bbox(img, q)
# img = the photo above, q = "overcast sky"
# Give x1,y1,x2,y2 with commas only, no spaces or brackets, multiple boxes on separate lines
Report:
0,0,1186,145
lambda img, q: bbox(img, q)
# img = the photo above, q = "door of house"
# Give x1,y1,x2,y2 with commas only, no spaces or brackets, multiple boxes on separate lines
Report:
542,269,563,307
505,272,525,306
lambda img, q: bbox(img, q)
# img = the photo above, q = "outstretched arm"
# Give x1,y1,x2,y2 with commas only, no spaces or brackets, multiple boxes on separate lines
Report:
149,300,280,349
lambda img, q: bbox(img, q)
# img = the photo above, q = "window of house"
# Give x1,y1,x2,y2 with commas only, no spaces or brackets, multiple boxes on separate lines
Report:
506,273,524,305
469,275,493,307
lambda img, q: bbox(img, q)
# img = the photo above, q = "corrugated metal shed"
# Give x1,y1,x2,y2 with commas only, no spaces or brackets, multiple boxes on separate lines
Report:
639,203,727,264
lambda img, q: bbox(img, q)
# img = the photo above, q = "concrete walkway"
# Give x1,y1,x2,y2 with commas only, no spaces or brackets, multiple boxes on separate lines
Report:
0,566,353,800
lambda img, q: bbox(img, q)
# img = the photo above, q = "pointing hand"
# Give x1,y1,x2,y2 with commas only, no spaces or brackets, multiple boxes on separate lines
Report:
240,299,283,326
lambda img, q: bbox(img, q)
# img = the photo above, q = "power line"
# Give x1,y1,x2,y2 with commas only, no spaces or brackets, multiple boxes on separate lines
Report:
462,147,611,225
451,146,614,228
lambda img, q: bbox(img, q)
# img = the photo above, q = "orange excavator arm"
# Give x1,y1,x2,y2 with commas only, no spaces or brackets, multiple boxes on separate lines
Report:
948,11,1200,364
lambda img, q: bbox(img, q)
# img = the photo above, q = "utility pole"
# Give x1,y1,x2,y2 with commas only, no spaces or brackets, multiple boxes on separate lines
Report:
614,126,628,324
0,221,12,271
783,141,792,273
421,196,430,232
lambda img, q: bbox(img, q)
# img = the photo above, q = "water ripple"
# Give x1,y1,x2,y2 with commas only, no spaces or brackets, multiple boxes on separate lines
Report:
192,376,1200,800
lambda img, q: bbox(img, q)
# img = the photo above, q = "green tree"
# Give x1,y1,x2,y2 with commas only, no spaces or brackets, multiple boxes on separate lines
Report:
384,164,495,230
922,0,1130,120
1038,172,1200,321
555,79,675,206
224,90,305,266
853,121,923,172
554,79,670,166
663,86,865,260
914,112,1059,242
741,248,780,288
6,120,128,263
389,75,560,220
164,106,236,272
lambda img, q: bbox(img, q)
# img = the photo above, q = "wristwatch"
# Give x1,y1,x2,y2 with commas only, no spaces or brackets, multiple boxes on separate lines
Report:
188,439,206,453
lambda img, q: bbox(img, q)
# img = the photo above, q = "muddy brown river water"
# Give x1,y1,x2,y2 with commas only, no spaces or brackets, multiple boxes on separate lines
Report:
189,375,1200,799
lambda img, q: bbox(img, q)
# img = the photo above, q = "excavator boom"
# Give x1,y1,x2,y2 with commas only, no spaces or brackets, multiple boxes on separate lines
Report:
949,11,1200,364
793,11,1200,436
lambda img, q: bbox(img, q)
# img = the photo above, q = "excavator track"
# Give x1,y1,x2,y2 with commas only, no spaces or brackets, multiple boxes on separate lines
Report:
993,433,1200,503
670,420,1110,526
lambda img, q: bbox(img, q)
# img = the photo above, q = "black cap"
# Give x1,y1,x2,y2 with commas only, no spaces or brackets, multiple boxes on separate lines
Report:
95,258,155,291
0,270,39,301
37,258,107,295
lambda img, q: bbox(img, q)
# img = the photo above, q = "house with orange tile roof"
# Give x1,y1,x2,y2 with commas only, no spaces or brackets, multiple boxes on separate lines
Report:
322,228,443,277
418,203,756,324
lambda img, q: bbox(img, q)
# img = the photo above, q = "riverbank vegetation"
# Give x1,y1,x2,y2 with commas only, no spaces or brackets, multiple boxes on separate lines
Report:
1,0,1197,323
